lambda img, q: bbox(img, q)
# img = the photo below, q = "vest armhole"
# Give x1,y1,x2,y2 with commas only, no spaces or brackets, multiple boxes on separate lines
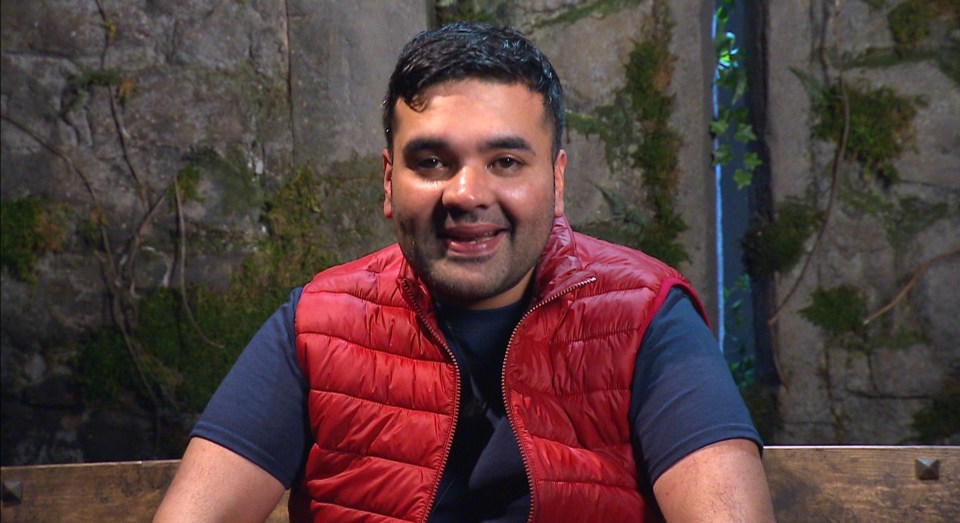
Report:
648,277,709,330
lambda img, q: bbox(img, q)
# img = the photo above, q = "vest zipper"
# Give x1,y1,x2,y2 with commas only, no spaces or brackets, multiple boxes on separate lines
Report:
501,276,597,523
400,280,462,523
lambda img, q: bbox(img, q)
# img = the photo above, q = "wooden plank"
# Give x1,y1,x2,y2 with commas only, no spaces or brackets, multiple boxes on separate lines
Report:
0,460,289,523
2,447,957,521
764,446,960,522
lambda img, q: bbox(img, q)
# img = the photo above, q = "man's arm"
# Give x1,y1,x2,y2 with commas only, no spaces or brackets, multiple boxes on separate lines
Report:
154,437,286,523
653,438,775,522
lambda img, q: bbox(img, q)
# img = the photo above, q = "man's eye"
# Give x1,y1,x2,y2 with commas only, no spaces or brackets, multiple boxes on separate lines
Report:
415,157,444,170
491,157,521,170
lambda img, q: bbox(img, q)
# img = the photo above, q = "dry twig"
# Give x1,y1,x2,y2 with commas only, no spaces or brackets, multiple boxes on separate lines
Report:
173,177,225,349
863,246,960,325
768,0,849,327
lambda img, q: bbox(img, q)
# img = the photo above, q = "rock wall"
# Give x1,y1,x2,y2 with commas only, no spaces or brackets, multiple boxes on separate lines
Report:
0,0,419,464
3,0,954,466
759,0,959,444
1,0,717,464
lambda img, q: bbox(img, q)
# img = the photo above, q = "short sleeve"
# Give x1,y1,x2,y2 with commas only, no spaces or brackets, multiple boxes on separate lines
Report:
190,287,309,488
630,287,761,485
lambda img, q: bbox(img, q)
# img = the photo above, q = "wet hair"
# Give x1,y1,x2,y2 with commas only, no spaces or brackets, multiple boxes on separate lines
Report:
382,22,564,159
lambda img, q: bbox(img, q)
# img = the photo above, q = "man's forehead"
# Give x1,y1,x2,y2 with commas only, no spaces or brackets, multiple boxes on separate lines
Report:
403,78,540,108
392,79,551,134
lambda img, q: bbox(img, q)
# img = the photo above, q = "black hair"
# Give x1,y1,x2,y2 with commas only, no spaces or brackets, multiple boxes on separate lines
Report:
382,22,564,159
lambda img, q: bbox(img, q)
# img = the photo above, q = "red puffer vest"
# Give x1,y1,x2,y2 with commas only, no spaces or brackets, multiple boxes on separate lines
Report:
291,217,704,522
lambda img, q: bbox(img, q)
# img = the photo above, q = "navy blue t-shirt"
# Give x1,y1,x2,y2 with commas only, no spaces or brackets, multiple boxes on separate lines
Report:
193,287,760,521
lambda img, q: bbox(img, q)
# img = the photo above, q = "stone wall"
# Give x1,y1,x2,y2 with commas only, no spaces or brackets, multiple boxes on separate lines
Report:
3,0,955,466
759,1,959,444
1,0,717,464
0,0,420,464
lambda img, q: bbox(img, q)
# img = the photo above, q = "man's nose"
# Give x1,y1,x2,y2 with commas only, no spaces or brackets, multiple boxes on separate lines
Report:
442,164,494,209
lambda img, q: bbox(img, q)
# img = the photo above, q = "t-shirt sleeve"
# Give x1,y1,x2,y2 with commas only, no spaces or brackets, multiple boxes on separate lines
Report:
630,287,761,486
190,287,309,488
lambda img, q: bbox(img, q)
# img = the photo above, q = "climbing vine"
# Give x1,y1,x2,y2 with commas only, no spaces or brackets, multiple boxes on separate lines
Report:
3,1,388,458
712,0,761,189
567,2,689,266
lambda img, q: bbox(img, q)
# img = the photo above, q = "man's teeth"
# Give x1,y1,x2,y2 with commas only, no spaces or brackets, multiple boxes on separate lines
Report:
452,231,497,243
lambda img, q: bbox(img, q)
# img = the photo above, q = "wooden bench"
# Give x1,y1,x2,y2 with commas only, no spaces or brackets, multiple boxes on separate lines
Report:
2,446,957,522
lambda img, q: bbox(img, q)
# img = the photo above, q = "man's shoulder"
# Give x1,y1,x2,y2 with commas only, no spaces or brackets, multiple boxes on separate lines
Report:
570,231,680,279
567,232,707,324
303,243,404,292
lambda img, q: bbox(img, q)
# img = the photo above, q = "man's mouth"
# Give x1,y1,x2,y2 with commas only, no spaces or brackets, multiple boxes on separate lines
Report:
442,225,506,257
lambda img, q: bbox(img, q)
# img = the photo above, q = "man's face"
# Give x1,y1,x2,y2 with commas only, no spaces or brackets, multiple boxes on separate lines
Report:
383,79,566,309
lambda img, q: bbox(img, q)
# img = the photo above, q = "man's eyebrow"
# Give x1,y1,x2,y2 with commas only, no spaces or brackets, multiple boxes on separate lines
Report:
400,135,536,158
481,136,535,155
401,137,448,158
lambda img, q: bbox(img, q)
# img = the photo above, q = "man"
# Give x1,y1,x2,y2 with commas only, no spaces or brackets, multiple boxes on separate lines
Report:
155,22,774,522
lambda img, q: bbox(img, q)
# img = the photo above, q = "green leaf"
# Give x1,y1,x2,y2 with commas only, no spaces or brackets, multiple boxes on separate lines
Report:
732,106,748,122
716,4,730,24
743,152,762,170
733,168,752,189
710,118,729,136
713,144,733,166
735,123,757,143
790,67,826,105
731,70,747,102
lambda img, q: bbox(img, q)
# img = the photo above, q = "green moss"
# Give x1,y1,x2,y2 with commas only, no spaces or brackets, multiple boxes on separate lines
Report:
242,165,332,290
62,68,126,114
870,327,928,349
74,155,386,420
73,329,127,406
838,178,896,215
572,12,689,266
741,200,821,277
889,0,935,50
888,0,960,53
435,0,509,25
813,83,918,185
71,68,124,89
74,283,288,412
174,165,203,203
844,46,934,69
911,368,960,443
564,111,607,138
223,64,289,133
840,184,951,252
846,9,960,87
535,0,642,29
135,285,282,412
580,185,687,265
800,285,868,338
181,147,264,217
1,196,68,282
884,196,949,248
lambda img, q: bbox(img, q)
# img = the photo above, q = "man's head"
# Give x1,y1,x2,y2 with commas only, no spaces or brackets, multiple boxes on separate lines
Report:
381,23,567,310
382,22,564,161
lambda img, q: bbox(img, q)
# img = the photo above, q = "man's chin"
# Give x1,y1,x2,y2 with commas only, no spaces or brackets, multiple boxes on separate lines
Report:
422,264,531,309
422,269,496,304
427,277,497,305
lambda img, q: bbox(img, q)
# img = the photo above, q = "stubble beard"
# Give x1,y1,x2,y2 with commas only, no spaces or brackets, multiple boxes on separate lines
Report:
398,207,554,308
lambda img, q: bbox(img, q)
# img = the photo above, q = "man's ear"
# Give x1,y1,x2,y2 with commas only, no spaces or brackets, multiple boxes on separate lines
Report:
382,148,393,219
553,149,566,217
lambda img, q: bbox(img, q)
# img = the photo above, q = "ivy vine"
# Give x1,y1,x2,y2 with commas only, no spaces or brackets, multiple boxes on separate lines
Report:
712,0,761,189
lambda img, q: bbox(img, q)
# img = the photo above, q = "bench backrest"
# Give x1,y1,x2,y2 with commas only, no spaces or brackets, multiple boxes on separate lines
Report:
764,445,957,522
2,446,957,522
